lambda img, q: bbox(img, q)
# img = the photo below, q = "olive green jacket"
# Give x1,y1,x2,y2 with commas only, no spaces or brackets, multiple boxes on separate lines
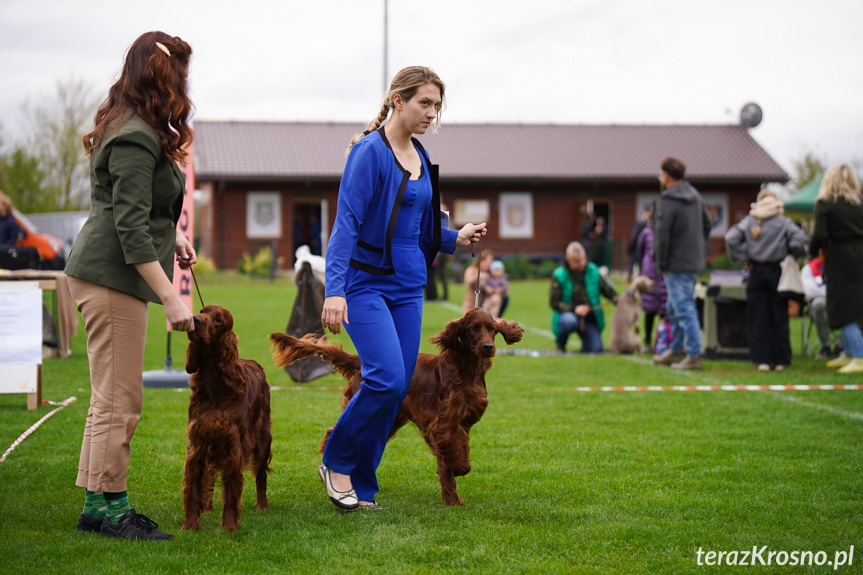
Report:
66,113,184,304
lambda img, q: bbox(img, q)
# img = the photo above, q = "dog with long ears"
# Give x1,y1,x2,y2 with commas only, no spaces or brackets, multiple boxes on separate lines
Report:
183,305,273,531
608,275,655,354
270,306,523,506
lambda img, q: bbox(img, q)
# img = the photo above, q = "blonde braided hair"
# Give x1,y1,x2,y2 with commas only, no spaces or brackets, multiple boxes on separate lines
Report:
346,66,445,156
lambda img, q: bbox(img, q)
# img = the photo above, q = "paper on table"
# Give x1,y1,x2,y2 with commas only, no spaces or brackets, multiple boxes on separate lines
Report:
0,283,43,366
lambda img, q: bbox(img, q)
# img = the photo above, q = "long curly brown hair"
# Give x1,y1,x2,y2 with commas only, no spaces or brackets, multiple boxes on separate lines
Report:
83,31,194,162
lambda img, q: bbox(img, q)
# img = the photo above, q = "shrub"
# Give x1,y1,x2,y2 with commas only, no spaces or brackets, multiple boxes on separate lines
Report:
532,258,560,279
708,251,738,271
191,251,217,276
236,245,283,278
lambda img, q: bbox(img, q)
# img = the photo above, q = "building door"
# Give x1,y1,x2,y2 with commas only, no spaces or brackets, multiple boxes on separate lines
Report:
292,201,324,259
579,199,611,268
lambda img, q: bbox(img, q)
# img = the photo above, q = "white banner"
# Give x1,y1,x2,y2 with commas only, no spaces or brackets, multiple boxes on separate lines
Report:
0,282,42,394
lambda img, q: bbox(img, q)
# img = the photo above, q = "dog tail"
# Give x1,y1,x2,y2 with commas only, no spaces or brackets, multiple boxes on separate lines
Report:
269,332,361,381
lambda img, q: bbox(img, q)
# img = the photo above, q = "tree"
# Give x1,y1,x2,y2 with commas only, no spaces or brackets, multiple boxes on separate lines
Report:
0,146,58,213
22,77,99,211
789,148,827,191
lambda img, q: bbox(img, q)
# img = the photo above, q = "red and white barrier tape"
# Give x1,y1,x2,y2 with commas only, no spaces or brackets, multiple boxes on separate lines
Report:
0,396,77,463
556,385,863,392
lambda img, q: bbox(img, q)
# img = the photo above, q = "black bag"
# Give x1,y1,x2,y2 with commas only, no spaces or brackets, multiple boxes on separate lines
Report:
40,254,67,271
0,245,40,270
42,304,60,357
284,261,334,382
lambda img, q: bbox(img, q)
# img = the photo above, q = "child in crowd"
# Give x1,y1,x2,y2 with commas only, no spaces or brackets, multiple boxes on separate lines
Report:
481,260,509,318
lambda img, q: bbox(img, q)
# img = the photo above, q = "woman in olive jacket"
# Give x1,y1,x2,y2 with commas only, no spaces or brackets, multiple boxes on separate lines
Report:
810,164,863,374
65,31,196,540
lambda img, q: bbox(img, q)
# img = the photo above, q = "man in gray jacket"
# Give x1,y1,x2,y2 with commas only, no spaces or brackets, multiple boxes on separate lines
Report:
652,157,712,370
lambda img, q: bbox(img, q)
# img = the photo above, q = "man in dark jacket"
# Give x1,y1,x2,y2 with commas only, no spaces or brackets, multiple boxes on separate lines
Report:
626,206,650,281
652,157,711,370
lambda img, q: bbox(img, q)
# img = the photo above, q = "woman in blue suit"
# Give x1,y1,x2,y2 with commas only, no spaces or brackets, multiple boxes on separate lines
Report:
319,66,486,510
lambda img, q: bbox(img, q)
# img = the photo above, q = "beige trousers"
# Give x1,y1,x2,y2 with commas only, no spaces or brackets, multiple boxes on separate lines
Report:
68,276,148,492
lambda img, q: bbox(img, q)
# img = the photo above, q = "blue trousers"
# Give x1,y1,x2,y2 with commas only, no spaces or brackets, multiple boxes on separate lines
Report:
556,311,604,353
841,323,863,358
322,285,423,502
664,272,702,358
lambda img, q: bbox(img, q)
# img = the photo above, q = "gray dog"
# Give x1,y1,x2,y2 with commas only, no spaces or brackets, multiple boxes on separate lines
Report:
608,275,655,354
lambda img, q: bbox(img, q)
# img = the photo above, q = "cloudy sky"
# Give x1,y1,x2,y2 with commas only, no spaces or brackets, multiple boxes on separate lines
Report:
1,0,861,178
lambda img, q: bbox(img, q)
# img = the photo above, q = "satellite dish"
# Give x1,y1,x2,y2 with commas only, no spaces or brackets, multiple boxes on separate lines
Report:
740,103,763,129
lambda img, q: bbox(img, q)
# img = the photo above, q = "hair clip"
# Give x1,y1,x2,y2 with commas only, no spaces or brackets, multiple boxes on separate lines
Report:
155,42,171,57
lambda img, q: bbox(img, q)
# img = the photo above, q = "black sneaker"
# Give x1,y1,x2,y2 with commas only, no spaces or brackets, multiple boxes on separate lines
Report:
76,512,103,532
99,509,173,541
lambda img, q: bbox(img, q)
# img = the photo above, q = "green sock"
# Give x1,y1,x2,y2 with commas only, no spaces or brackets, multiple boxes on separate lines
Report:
104,491,131,524
83,490,107,519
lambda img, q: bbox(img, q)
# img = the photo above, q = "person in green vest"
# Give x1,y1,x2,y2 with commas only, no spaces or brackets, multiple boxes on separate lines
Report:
550,241,618,353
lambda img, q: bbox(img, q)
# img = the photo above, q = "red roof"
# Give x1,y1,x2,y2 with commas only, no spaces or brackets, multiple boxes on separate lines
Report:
193,121,787,184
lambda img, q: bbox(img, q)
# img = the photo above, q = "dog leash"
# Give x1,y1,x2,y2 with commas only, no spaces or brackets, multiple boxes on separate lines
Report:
473,236,483,308
189,263,205,308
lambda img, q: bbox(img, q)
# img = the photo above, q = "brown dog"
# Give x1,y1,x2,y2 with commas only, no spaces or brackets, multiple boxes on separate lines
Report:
182,305,272,531
270,307,523,506
608,275,655,354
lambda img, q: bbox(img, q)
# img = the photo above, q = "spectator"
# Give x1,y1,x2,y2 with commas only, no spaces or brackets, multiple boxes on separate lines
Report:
481,260,509,318
725,189,807,371
652,157,711,370
627,206,650,281
462,250,494,314
801,253,832,359
550,241,618,353
634,203,667,353
809,164,863,374
0,191,22,246
580,212,608,267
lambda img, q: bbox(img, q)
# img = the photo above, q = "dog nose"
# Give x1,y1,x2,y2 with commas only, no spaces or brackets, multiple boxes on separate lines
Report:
193,315,202,326
481,343,494,354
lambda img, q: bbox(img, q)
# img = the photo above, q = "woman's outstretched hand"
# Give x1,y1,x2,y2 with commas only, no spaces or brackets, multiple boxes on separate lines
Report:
457,222,487,247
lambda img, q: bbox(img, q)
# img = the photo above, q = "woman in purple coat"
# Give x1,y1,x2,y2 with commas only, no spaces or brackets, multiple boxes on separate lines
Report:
634,204,667,352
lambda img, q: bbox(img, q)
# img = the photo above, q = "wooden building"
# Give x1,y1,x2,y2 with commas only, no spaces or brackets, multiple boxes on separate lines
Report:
192,121,787,270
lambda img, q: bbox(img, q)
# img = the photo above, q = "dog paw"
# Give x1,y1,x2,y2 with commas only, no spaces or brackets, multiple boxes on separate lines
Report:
181,519,201,531
442,494,465,506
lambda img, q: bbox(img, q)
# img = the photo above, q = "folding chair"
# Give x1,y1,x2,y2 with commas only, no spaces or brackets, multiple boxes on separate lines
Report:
799,300,841,358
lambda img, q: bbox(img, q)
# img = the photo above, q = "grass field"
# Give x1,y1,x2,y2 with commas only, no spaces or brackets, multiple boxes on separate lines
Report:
1,273,861,574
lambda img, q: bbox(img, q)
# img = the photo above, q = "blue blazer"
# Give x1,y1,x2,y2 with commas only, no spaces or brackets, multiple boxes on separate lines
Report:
325,128,457,298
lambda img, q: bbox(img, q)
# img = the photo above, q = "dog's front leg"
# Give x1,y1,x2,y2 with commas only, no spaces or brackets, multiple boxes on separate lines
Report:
220,464,244,532
436,459,464,506
452,431,472,477
220,439,245,532
433,437,465,506
201,466,218,513
182,451,206,531
253,422,272,511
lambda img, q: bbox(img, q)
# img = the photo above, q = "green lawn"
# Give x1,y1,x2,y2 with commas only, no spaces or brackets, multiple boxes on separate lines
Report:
0,273,861,574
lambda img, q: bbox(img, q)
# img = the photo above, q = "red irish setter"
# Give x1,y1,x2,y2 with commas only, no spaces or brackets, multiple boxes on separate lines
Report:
183,305,273,531
270,307,523,506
